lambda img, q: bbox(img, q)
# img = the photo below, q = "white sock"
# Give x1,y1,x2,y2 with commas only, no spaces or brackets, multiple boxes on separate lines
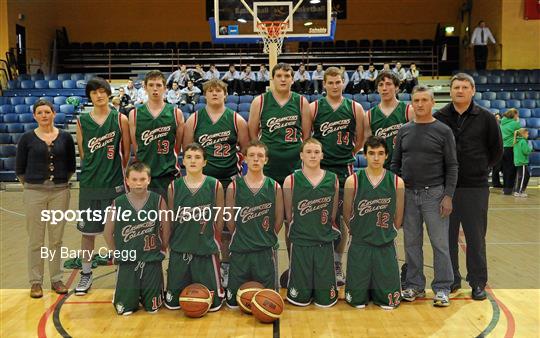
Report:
82,262,92,274
334,252,342,263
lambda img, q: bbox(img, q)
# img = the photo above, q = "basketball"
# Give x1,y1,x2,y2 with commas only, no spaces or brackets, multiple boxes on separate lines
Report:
251,289,284,323
236,281,264,314
179,283,213,318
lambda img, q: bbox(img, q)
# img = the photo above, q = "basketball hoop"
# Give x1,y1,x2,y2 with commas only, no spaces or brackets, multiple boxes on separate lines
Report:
256,21,289,55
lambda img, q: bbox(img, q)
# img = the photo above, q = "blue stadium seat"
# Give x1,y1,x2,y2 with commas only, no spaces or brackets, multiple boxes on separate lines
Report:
501,75,514,84
238,110,249,122
179,104,193,115
0,134,12,144
496,92,511,100
20,80,35,89
0,105,14,114
39,96,54,103
529,152,540,177
239,95,253,104
23,123,38,131
525,92,540,100
59,104,75,115
476,100,490,108
225,103,238,111
194,103,205,112
518,108,532,118
353,94,368,102
398,93,410,101
0,115,3,123
487,75,501,84
35,80,49,89
84,74,96,81
238,103,251,112
24,97,39,105
3,157,16,170
519,119,527,128
528,128,538,139
76,80,86,89
515,74,529,84
532,140,540,150
10,97,25,105
482,92,496,100
62,80,77,89
0,97,6,105
522,99,536,109
506,100,521,109
526,118,540,128
473,92,482,101
57,73,71,81
360,102,370,110
226,96,239,104
488,108,500,114
15,104,30,114
44,74,57,81
198,97,206,104
31,74,44,81
368,93,381,102
7,80,20,89
19,74,31,80
5,115,19,124
511,92,525,100
356,154,367,168
54,113,66,125
53,96,67,105
343,93,353,100
491,100,506,110
0,145,16,157
49,80,63,89
71,73,84,81
12,133,24,143
19,114,34,123
533,108,540,118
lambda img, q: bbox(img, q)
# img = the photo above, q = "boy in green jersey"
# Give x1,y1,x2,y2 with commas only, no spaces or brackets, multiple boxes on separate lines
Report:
129,70,184,199
311,66,366,286
164,143,225,311
103,162,169,315
343,136,404,309
283,138,340,307
224,140,283,308
75,77,131,296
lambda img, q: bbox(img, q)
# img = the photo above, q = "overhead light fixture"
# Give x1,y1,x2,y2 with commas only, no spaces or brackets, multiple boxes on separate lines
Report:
304,22,313,26
445,26,455,35
310,0,321,4
238,18,247,23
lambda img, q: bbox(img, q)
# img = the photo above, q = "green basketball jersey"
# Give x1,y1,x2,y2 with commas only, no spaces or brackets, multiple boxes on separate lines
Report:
113,191,164,263
259,91,303,183
135,103,179,177
289,170,340,246
349,169,398,246
194,107,241,180
229,176,278,253
170,176,219,255
368,101,411,167
313,97,357,167
79,109,125,192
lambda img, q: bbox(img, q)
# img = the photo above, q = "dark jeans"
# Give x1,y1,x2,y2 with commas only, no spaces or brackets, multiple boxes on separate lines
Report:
502,147,516,194
474,45,488,70
514,165,530,194
294,80,311,94
449,187,489,288
491,158,502,187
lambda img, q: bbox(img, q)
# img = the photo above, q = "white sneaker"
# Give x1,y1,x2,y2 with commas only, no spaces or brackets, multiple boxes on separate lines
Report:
433,291,450,307
220,263,230,288
335,261,345,287
75,272,93,296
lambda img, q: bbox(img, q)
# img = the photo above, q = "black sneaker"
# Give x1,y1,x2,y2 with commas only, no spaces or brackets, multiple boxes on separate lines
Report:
472,286,487,300
335,261,345,287
450,281,461,293
279,269,289,288
400,263,408,289
75,272,93,296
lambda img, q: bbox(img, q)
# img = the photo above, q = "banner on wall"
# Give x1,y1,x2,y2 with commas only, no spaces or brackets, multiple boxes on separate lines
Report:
524,0,540,20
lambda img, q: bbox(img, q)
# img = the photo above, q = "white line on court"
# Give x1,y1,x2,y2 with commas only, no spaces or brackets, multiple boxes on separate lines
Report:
0,207,25,217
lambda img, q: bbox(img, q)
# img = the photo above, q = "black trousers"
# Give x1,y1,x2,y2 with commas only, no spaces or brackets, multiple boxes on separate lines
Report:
491,157,502,187
502,147,516,194
474,45,488,70
449,187,489,288
514,165,530,193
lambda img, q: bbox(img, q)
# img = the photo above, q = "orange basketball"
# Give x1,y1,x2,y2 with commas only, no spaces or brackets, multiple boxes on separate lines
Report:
179,283,213,318
236,281,264,314
251,289,284,323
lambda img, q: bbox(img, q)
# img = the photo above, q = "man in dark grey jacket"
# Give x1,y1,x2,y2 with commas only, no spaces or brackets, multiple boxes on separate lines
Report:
433,73,503,300
391,85,458,307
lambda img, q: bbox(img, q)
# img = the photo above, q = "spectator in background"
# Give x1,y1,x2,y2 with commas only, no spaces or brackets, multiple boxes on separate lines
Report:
166,81,182,106
340,66,350,91
293,63,311,94
347,65,367,94
312,63,325,94
117,88,133,114
500,108,522,195
190,64,206,90
470,21,496,70
180,80,201,105
240,65,256,95
111,96,122,112
221,64,240,95
393,62,407,92
136,82,148,104
513,128,532,198
124,80,138,103
256,64,270,94
206,64,221,81
405,63,420,93
365,63,378,93
166,64,189,88
15,99,76,298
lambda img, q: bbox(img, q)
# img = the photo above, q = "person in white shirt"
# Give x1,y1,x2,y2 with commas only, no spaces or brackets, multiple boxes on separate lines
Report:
393,62,407,92
190,64,206,90
312,63,325,94
135,82,148,104
470,21,496,70
340,66,350,91
124,80,138,103
180,80,201,105
166,64,189,89
405,63,420,93
365,63,378,93
347,65,366,94
256,64,270,94
221,64,240,95
166,81,182,106
293,63,311,94
240,65,256,95
205,64,221,81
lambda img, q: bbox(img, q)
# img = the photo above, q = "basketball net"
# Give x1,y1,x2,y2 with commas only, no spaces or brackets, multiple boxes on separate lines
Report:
256,21,289,55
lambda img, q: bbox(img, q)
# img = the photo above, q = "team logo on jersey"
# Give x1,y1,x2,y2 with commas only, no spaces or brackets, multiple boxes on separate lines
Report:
141,126,172,145
374,124,402,139
289,287,298,298
319,119,351,136
345,291,352,303
330,285,336,299
266,116,298,132
227,289,232,300
121,220,156,242
197,131,231,147
357,198,391,216
87,131,116,153
240,203,272,223
297,197,331,216
166,291,173,303
115,302,125,315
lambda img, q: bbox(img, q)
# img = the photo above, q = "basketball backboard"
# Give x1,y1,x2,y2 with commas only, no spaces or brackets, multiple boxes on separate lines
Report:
211,0,335,43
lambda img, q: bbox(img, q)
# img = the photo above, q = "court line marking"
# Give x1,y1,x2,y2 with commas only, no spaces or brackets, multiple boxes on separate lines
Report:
0,206,25,217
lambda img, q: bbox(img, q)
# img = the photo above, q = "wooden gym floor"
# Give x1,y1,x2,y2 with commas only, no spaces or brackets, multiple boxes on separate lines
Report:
1,184,539,337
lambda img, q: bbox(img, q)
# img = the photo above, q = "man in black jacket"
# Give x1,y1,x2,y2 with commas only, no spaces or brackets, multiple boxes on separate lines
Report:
433,73,502,300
